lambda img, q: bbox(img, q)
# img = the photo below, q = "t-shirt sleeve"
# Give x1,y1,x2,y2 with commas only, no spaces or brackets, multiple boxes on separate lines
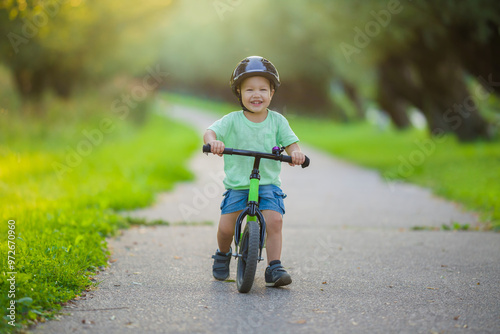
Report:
207,114,232,142
277,114,299,147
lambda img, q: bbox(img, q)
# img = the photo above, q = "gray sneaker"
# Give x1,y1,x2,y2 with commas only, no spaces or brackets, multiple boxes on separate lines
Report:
212,248,232,280
265,260,292,287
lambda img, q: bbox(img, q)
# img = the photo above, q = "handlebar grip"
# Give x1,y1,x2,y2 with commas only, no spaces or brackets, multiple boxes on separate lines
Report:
202,144,211,153
302,156,310,168
281,155,310,168
202,143,233,155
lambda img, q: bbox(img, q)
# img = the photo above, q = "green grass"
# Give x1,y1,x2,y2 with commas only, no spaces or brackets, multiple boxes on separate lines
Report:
164,92,500,230
0,90,198,331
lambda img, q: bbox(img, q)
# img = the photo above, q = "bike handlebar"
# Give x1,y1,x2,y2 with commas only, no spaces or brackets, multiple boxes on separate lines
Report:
203,144,310,168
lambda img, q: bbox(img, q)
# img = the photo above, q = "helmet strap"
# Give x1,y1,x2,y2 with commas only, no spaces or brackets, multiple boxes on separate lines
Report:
237,91,254,113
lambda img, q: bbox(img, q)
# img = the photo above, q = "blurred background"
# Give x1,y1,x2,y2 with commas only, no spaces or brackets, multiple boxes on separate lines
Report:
1,0,499,139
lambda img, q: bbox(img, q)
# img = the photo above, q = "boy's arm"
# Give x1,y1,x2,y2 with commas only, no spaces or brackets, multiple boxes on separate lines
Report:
285,142,306,166
203,130,225,156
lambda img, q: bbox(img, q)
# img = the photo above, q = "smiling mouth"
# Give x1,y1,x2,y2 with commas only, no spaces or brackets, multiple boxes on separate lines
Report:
251,101,263,105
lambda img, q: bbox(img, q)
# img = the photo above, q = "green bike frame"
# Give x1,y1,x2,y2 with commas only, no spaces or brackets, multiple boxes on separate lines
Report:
234,156,267,261
240,177,260,240
247,178,260,221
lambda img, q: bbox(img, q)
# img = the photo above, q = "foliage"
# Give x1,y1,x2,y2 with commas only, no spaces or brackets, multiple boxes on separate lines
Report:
159,0,345,115
326,0,500,78
0,0,173,98
1,1,499,138
161,0,500,139
0,89,198,331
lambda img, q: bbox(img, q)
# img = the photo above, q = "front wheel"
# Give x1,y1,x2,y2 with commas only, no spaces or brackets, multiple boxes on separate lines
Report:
236,220,260,293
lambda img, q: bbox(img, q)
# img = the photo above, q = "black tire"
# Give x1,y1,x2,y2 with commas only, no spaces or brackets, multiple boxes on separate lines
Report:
236,220,260,293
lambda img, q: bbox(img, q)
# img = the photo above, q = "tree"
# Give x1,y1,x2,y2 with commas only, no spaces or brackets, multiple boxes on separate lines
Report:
0,0,173,105
326,0,499,140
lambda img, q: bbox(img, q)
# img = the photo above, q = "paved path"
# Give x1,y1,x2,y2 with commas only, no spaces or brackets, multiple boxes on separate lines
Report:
35,104,500,334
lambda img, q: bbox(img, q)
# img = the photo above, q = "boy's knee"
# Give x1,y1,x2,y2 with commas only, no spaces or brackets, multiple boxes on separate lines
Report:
218,213,239,236
218,223,234,237
265,212,283,234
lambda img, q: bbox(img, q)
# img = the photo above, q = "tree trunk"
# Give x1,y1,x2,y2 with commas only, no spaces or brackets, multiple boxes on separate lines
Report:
49,70,75,99
376,58,412,129
412,49,491,141
453,21,500,99
12,68,45,102
379,30,492,141
342,80,365,120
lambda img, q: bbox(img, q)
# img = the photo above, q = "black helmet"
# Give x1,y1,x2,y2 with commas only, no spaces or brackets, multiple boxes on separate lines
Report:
230,56,280,96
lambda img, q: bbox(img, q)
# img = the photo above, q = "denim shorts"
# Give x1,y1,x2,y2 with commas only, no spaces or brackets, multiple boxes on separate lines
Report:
220,184,287,215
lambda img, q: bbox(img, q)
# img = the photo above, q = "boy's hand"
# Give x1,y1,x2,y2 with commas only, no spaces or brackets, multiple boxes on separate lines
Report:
289,151,306,166
209,140,225,157
285,143,305,166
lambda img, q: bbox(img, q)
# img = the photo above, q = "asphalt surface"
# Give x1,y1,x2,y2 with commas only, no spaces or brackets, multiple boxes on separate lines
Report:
34,104,500,334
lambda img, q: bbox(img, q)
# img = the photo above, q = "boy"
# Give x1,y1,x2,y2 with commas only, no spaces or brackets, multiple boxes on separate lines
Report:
204,56,305,287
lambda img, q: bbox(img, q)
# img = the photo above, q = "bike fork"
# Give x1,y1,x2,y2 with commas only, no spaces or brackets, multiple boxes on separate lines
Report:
233,212,266,262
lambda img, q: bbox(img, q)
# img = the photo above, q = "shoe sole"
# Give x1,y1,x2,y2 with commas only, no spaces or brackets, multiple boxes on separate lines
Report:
266,275,292,287
213,273,230,281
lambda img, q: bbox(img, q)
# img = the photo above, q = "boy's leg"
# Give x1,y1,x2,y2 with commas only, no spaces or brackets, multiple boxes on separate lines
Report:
212,210,241,280
262,209,291,287
262,210,283,264
217,211,242,253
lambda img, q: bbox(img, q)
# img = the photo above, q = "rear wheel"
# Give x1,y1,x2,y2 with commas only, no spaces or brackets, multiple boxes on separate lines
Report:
236,220,259,293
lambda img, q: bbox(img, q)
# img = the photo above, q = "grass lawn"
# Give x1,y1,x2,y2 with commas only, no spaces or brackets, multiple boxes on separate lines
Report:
164,92,500,230
0,91,198,331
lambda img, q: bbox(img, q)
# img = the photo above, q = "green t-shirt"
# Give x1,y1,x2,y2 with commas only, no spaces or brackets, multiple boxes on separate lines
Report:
208,110,299,190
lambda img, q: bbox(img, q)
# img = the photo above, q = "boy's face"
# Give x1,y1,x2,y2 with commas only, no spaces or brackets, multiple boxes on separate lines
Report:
238,76,274,113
